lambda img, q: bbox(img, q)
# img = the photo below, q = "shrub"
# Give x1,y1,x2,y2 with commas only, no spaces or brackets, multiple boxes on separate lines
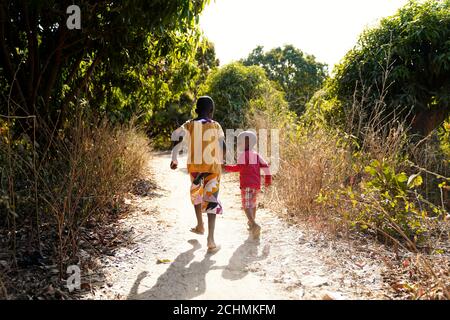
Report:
272,126,352,216
336,159,445,243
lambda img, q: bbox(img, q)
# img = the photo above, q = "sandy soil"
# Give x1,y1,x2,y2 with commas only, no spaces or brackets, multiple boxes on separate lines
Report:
87,152,392,300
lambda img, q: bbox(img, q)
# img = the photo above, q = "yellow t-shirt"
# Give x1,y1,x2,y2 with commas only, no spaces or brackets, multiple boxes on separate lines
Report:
176,119,225,174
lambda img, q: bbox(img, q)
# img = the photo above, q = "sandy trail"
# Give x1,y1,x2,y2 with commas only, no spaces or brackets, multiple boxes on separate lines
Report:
88,152,389,300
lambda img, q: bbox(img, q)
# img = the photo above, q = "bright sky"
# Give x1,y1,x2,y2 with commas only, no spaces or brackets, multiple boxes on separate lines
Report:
200,0,410,70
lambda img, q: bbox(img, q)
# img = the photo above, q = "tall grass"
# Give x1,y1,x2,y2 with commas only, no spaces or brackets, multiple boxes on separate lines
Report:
0,272,7,299
0,113,150,276
262,111,449,299
276,127,351,217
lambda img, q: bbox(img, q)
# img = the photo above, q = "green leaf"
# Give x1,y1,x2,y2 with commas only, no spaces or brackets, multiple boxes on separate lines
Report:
396,172,408,183
364,165,377,176
407,173,423,188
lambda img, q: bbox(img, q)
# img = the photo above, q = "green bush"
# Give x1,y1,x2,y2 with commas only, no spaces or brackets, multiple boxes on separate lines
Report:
347,160,435,241
201,62,292,130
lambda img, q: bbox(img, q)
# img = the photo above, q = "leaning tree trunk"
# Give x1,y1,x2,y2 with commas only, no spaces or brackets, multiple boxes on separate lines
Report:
411,106,450,137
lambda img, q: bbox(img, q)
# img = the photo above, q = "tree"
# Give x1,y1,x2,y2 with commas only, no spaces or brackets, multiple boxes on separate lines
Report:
200,62,292,130
242,45,328,115
327,0,450,136
141,38,220,146
195,38,220,93
0,0,210,135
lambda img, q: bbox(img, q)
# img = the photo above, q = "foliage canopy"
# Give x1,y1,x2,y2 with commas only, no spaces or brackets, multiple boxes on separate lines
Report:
0,0,211,136
316,0,450,136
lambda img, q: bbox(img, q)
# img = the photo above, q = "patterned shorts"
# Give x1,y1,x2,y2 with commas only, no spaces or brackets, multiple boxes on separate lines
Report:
190,172,223,215
241,188,259,209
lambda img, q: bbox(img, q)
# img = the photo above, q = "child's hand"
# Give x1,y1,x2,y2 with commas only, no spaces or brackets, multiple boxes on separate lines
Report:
264,176,272,188
170,160,178,170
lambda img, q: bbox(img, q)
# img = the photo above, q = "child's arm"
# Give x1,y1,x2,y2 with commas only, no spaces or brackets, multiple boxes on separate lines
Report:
170,122,188,169
258,155,272,187
224,150,244,173
217,123,227,165
224,164,241,172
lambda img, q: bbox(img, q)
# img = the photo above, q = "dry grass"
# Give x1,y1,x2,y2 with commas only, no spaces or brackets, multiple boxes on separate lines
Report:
0,272,7,299
275,127,351,216
265,117,449,299
1,114,151,275
41,118,150,270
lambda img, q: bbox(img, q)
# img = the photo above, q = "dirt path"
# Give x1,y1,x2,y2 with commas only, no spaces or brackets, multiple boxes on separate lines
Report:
88,152,391,300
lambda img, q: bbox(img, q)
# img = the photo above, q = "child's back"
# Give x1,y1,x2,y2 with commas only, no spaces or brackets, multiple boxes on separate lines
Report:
228,149,271,190
224,131,272,239
182,118,224,174
170,96,224,252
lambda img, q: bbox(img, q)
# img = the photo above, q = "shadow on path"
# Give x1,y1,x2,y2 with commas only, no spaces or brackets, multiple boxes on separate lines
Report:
222,236,270,281
128,239,221,300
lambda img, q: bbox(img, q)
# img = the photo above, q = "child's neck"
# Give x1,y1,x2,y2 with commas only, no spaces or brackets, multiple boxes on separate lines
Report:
196,115,211,120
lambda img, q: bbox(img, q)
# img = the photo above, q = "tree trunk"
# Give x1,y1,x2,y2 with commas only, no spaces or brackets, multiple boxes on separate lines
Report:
411,107,450,136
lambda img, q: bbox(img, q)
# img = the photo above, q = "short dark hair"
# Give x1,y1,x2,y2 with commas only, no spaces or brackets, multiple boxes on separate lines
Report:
196,96,215,115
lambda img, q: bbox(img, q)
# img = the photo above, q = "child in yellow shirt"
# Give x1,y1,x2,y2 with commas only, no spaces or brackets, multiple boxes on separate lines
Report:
170,96,225,253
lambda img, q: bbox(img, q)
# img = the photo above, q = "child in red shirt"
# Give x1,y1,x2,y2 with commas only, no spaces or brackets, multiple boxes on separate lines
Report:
224,131,271,238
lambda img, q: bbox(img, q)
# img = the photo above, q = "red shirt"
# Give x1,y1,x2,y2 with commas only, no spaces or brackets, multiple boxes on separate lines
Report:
224,150,272,190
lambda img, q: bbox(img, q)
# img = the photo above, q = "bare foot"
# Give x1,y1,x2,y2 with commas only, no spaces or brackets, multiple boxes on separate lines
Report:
251,224,261,239
190,225,205,235
207,244,221,254
207,238,220,252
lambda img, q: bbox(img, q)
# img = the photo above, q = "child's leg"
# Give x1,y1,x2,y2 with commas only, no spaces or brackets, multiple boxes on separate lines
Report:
203,174,222,252
251,207,261,237
193,204,204,233
190,173,205,234
244,208,256,227
242,188,259,228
